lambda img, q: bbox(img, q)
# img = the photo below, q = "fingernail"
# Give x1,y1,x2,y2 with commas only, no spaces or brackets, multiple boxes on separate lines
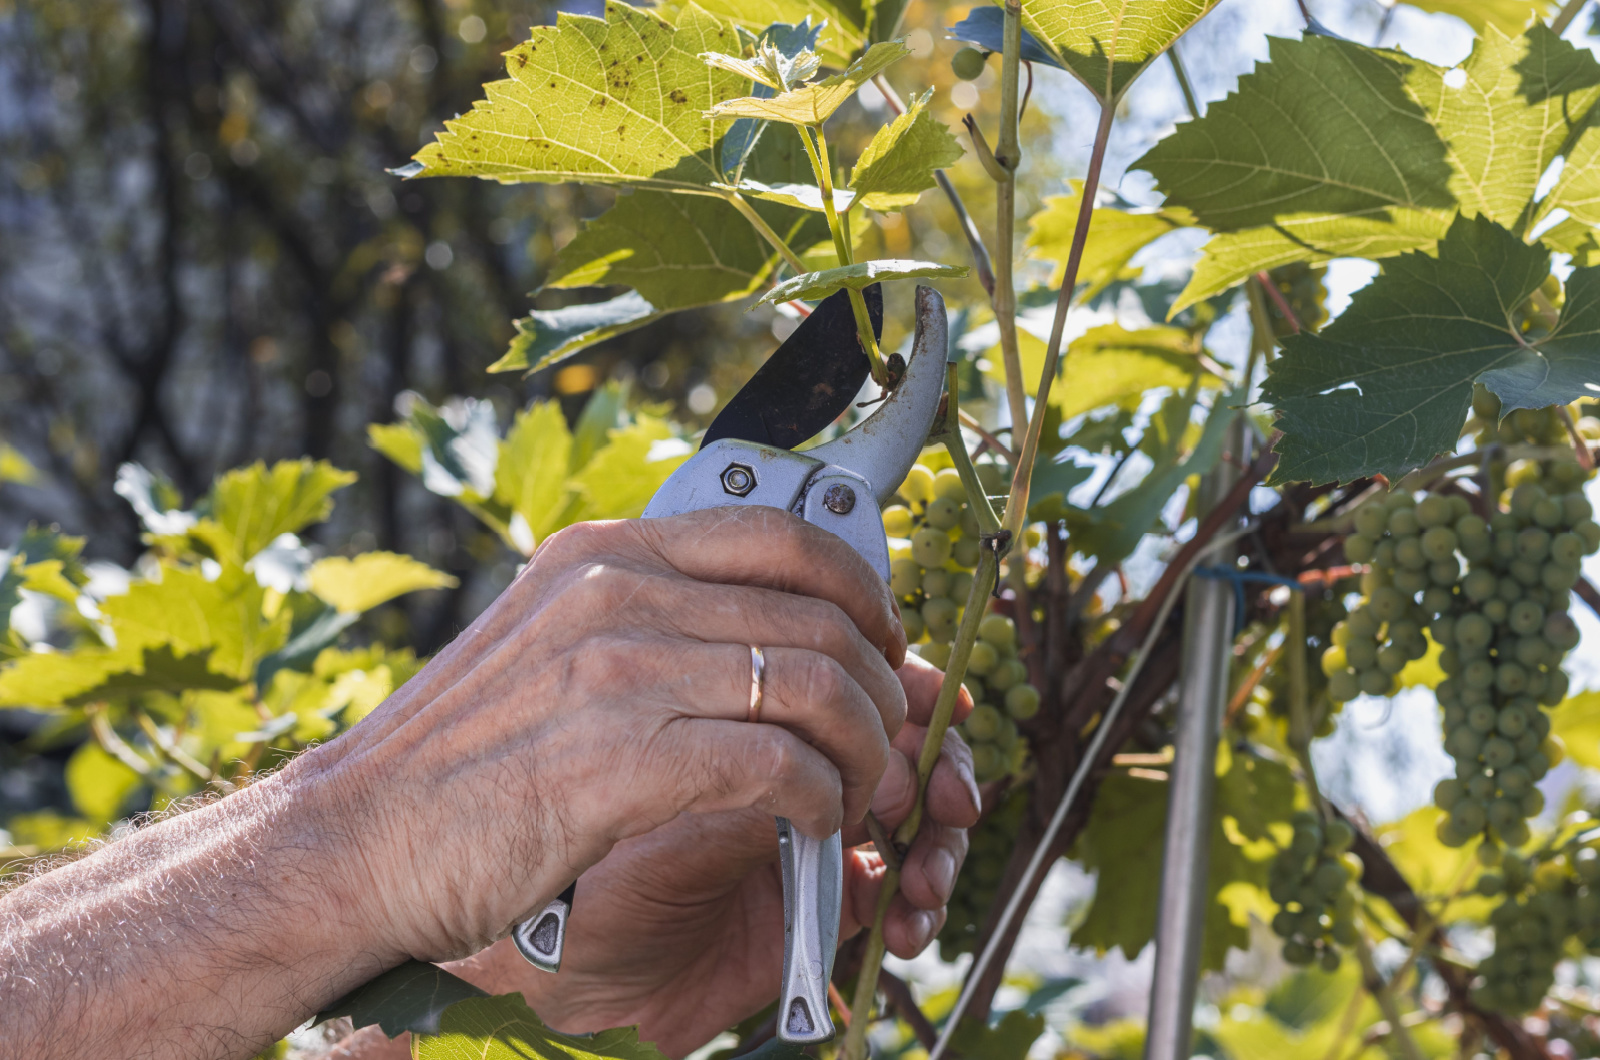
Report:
873,751,915,816
929,848,957,904
957,757,981,814
912,909,938,949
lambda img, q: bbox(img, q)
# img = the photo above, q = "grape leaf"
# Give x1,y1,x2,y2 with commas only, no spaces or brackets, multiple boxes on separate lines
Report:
1262,213,1600,486
198,460,357,565
1418,25,1600,230
1402,0,1552,33
319,960,488,1038
708,40,908,125
567,416,692,522
100,565,288,682
718,179,855,212
413,993,671,1060
491,292,664,375
847,88,963,211
307,553,456,615
1024,182,1190,297
1544,217,1600,267
1060,324,1219,420
1136,35,1455,309
1071,763,1272,972
716,19,825,177
543,191,810,304
495,401,574,545
408,3,743,192
757,258,967,304
66,742,144,821
947,6,1063,69
947,1011,1047,1060
1142,28,1600,310
658,0,864,68
1021,0,1221,104
0,645,236,709
1550,690,1600,771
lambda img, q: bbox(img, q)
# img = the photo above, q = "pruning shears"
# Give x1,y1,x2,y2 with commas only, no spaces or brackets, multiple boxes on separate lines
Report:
511,284,949,1045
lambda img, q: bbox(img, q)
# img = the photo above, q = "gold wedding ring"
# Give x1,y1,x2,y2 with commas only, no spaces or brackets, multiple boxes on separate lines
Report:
748,645,765,724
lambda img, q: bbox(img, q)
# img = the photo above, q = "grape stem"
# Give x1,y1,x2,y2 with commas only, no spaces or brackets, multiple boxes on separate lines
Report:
795,124,889,386
842,543,1001,1060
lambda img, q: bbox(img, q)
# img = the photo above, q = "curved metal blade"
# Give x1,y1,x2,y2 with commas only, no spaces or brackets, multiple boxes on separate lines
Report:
802,285,948,506
700,285,882,452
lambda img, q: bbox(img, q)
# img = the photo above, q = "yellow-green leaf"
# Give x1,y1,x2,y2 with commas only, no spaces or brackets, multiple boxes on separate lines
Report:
1025,182,1191,297
567,416,691,522
545,192,803,305
756,258,967,304
0,442,37,485
414,992,671,1060
200,460,356,565
66,741,144,822
1402,0,1552,33
307,553,457,614
1021,0,1220,104
659,0,864,68
1551,690,1600,771
708,40,908,125
367,423,425,475
409,3,744,192
495,401,574,545
100,565,287,682
847,88,964,211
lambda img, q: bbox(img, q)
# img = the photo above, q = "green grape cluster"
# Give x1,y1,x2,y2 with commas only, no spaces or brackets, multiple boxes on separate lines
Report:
1327,445,1597,849
1474,847,1600,1013
953,613,1036,782
889,462,1039,783
937,784,1026,960
1267,812,1361,970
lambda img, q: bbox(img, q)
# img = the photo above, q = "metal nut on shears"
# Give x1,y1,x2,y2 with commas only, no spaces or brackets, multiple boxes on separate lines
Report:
721,463,756,496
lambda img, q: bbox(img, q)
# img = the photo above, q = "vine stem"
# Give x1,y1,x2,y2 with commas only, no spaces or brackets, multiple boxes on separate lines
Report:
798,125,888,385
991,0,1030,444
843,372,1002,1060
843,544,1001,1060
1001,101,1116,535
1551,0,1588,35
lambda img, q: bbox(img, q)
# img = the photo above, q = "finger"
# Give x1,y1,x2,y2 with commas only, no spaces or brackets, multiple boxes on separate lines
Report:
897,651,973,727
661,718,848,838
896,821,969,911
883,894,946,958
624,573,906,736
663,641,892,826
866,727,979,831
632,507,907,667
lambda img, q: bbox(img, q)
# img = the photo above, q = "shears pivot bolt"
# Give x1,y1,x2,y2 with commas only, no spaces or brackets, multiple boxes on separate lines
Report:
721,463,756,496
822,483,856,515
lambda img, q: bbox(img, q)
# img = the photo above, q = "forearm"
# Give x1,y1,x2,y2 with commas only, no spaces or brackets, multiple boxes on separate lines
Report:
0,756,389,1060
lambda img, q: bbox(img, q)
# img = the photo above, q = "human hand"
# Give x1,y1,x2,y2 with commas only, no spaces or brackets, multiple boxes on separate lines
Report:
439,654,979,1057
324,654,978,1060
302,506,912,966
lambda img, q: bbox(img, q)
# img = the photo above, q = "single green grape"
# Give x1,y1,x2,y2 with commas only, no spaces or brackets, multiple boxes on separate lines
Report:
912,526,953,568
950,46,988,81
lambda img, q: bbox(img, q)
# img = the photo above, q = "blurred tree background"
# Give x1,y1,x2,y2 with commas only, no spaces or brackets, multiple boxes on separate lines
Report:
0,0,822,650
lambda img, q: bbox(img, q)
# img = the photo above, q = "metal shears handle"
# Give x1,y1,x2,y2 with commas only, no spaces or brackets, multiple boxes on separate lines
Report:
777,819,843,1043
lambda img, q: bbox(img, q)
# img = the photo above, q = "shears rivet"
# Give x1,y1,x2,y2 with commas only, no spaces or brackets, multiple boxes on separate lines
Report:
822,483,856,515
721,463,756,496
